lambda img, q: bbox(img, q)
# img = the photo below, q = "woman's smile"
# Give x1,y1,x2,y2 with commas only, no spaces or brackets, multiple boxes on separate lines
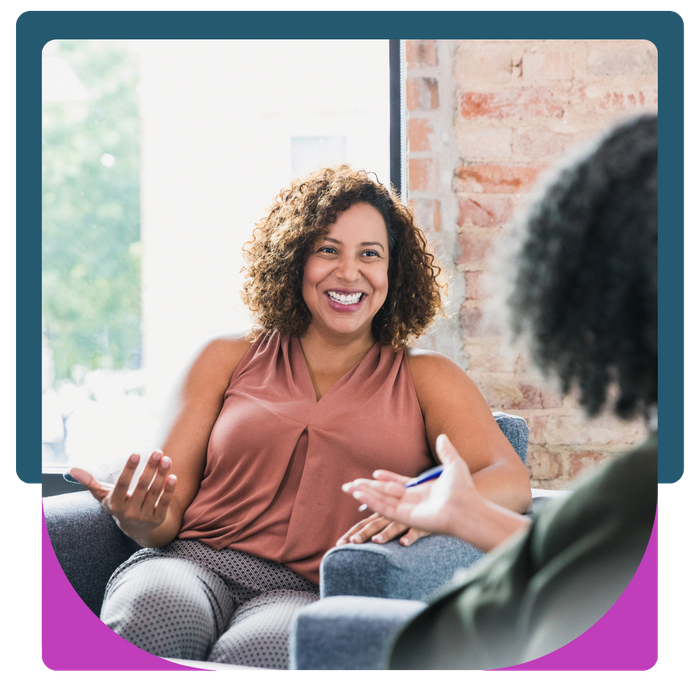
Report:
302,203,390,340
326,291,365,306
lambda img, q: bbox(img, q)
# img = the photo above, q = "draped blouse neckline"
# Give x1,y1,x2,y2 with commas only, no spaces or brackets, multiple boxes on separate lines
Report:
293,335,382,404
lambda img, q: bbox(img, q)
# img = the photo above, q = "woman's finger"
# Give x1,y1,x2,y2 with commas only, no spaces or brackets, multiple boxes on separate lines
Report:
370,520,410,544
141,455,172,514
129,450,164,506
337,512,413,545
398,527,430,547
111,454,141,505
347,515,394,544
153,473,177,521
345,512,383,533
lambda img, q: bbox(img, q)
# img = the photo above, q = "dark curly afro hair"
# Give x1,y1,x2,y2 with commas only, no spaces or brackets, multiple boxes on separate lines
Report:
241,165,445,350
506,114,657,420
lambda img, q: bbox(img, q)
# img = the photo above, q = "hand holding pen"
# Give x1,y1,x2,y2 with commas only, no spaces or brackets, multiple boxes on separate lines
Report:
342,434,479,541
356,465,442,512
342,434,531,551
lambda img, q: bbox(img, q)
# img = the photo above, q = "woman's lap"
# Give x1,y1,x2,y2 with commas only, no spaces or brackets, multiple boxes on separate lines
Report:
101,540,319,668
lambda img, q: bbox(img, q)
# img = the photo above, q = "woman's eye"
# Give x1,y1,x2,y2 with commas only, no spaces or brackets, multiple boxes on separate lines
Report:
318,247,336,254
361,250,380,258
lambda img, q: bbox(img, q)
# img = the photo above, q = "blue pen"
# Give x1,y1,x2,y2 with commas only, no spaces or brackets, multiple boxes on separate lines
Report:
404,465,443,488
355,465,444,512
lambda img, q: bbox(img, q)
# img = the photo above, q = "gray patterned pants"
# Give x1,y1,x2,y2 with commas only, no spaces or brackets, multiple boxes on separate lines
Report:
101,540,319,669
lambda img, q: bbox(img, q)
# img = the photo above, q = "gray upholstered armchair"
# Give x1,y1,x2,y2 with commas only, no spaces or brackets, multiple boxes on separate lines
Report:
289,412,560,669
43,412,551,670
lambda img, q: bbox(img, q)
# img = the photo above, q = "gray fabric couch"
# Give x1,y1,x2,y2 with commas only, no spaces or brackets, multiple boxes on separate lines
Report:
43,412,548,670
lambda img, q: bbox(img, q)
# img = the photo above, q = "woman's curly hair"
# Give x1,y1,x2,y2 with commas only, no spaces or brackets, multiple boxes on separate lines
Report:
505,114,658,420
241,165,445,350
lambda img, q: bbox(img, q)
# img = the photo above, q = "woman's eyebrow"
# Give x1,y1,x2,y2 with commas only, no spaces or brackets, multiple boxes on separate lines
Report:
324,237,385,251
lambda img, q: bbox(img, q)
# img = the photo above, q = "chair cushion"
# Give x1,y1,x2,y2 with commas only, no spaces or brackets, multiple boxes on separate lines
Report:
43,491,142,616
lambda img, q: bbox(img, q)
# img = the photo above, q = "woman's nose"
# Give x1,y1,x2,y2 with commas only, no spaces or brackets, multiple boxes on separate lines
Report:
336,256,360,282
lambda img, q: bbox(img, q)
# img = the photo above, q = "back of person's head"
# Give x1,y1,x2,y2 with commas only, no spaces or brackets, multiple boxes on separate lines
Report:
502,114,657,420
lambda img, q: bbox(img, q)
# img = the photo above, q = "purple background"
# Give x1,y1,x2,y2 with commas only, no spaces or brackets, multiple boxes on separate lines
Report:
41,498,660,673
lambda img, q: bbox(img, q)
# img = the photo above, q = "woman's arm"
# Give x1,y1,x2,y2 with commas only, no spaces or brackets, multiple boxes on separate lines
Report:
407,349,532,514
71,334,252,548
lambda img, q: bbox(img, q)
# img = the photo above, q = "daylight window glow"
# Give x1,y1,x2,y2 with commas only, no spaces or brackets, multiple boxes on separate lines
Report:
42,39,390,476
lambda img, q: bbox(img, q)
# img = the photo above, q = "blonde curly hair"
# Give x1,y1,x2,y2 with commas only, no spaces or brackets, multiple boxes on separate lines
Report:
241,165,445,350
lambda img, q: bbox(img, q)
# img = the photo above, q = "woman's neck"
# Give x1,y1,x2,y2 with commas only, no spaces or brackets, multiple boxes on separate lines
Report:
299,326,376,378
299,326,376,366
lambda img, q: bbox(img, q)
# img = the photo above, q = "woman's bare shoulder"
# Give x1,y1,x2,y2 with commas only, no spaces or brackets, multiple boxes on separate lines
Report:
405,346,483,405
182,331,257,393
406,347,463,379
153,332,259,460
202,332,255,364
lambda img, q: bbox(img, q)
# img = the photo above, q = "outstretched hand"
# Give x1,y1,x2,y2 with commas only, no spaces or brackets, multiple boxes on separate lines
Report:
342,434,532,552
70,450,177,545
341,434,478,538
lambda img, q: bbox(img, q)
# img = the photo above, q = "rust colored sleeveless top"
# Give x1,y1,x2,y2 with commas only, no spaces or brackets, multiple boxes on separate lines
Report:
178,331,434,583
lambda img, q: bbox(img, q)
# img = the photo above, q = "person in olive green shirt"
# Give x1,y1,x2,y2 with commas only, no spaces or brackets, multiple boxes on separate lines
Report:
344,114,658,669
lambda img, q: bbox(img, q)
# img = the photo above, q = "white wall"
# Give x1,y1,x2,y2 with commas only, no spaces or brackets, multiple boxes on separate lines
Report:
132,40,391,412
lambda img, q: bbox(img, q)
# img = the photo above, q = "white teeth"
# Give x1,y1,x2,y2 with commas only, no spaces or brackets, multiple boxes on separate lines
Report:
327,291,363,305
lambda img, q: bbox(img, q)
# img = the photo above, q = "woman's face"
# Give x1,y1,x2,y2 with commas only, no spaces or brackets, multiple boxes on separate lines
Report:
302,203,390,343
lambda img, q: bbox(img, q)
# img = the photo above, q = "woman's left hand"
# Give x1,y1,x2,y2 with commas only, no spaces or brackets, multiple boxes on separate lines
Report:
335,511,429,547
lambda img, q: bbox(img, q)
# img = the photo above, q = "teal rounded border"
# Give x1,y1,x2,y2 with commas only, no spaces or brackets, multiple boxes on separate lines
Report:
19,11,683,484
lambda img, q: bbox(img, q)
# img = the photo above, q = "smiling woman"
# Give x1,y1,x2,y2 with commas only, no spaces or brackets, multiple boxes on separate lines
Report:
71,164,531,669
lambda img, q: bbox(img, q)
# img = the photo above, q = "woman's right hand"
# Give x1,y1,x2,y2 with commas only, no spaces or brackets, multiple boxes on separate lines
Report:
70,450,177,546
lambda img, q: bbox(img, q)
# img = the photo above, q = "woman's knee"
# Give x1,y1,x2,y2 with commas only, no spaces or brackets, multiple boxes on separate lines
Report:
208,590,319,669
101,557,232,660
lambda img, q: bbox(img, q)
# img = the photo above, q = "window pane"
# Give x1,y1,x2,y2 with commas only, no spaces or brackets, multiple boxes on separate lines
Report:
42,39,391,479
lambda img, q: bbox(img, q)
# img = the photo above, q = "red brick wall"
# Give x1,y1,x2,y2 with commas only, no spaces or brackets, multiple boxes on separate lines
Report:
406,40,657,489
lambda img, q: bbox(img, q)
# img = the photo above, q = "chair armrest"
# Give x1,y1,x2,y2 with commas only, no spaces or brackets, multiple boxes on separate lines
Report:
291,596,425,670
320,490,566,601
493,411,529,464
43,491,142,616
320,534,486,601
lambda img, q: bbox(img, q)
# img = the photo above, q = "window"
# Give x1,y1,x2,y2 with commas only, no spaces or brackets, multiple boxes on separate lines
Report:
42,39,394,483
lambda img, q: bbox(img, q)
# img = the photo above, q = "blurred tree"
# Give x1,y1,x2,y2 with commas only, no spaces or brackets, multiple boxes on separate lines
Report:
42,40,141,383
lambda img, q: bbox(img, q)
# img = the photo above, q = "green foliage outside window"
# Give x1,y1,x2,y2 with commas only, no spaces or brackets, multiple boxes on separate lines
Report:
42,40,141,383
